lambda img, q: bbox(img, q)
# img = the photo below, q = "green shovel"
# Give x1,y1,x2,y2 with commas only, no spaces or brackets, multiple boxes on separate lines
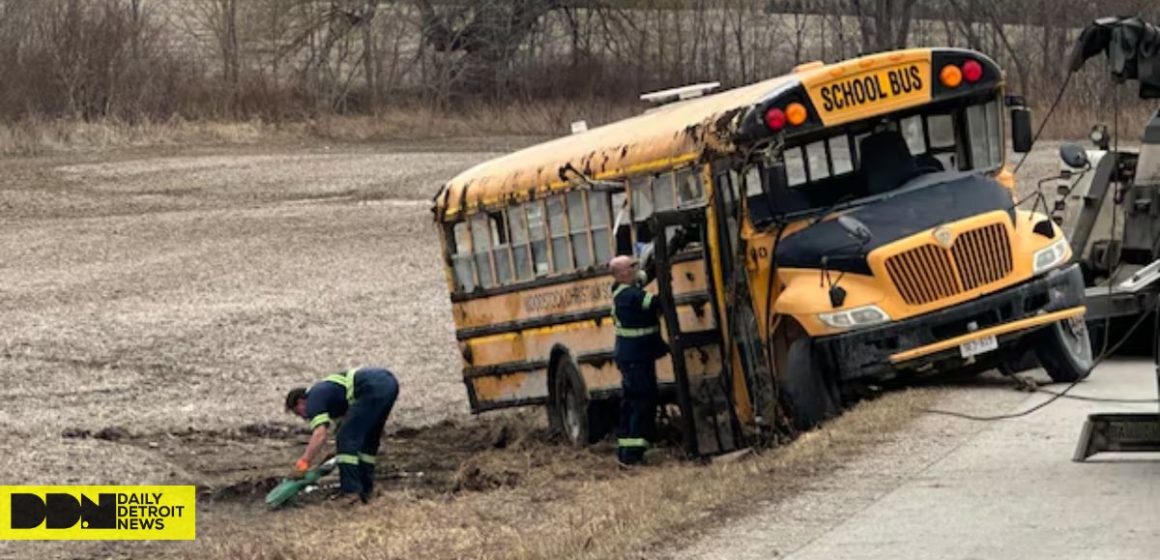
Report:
265,456,337,509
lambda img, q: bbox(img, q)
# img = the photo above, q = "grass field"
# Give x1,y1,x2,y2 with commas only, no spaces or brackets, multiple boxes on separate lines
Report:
0,135,1074,559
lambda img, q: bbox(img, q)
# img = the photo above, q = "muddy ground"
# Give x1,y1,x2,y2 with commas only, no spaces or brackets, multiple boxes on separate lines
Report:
0,139,1068,559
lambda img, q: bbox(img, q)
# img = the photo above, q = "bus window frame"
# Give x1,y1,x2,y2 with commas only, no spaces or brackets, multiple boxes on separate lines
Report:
440,172,703,296
489,209,517,286
748,90,1005,225
588,189,614,265
469,212,498,289
448,220,478,292
507,202,536,281
546,194,573,273
567,190,595,269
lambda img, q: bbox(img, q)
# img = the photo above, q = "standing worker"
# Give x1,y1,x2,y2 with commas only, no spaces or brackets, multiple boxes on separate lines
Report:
609,255,668,466
284,366,400,504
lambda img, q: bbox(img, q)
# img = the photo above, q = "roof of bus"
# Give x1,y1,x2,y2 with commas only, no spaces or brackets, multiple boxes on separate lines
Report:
434,47,971,219
433,73,801,218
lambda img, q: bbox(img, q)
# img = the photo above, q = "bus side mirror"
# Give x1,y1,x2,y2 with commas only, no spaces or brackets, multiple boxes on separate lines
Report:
1011,107,1033,153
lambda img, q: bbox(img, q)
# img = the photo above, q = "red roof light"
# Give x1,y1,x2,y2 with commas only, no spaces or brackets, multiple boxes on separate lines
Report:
765,107,787,131
962,60,983,83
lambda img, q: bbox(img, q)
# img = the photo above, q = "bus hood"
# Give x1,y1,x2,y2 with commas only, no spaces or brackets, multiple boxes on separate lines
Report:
774,172,1015,275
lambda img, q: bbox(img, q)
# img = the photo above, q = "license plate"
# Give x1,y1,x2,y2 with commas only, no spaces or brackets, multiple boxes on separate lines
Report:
960,335,998,358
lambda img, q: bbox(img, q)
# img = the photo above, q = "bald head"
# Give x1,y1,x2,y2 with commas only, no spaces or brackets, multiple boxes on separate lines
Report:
609,255,638,284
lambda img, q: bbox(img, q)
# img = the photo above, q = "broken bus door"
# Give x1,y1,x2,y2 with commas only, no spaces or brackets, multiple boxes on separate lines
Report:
649,206,744,457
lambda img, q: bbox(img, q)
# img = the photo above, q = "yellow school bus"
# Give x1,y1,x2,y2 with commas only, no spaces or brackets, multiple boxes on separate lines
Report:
432,48,1089,454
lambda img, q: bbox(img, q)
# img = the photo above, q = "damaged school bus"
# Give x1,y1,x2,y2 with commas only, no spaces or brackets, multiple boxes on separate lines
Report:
432,48,1090,456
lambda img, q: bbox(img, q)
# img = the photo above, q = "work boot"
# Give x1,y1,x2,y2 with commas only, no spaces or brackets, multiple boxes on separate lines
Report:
358,462,375,496
330,493,363,507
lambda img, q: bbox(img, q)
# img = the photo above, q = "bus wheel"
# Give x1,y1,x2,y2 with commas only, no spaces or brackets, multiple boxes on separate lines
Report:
1033,317,1093,383
550,359,610,446
997,349,1039,376
780,337,840,431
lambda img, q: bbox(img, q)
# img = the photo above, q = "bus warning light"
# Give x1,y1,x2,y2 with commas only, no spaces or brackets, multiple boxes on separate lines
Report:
785,103,808,126
765,107,787,131
939,64,963,88
962,60,983,83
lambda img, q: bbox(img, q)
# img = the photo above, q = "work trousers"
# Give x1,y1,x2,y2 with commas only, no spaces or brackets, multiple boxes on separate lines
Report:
616,359,658,464
335,369,399,499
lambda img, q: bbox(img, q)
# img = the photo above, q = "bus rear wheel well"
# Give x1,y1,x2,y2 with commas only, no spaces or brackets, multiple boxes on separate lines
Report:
546,345,616,445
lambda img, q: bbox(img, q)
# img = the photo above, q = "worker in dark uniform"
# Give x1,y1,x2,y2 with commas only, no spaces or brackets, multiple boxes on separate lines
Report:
284,366,400,504
609,255,668,466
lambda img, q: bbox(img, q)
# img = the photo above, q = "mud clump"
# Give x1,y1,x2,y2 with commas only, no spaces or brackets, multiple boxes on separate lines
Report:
237,422,301,439
451,457,521,493
61,426,131,441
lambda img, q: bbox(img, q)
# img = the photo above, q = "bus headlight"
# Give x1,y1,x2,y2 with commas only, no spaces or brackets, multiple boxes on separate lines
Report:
1033,239,1070,274
818,305,890,329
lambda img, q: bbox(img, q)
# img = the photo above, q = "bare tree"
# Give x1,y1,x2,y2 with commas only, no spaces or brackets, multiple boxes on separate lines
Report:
850,0,918,53
413,0,613,97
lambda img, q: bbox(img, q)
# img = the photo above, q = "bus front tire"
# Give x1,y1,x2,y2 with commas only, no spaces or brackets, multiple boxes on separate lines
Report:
997,349,1040,376
780,337,840,431
1033,317,1094,383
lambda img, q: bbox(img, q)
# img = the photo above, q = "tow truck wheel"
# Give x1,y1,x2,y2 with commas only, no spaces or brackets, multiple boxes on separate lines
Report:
780,337,840,431
1033,317,1094,383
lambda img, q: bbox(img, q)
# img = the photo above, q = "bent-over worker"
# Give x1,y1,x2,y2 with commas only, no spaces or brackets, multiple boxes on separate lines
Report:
285,366,400,504
609,255,669,466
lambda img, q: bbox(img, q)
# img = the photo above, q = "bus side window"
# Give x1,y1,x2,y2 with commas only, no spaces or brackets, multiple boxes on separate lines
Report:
526,200,551,276
470,213,495,288
678,168,705,205
589,191,613,265
508,204,534,281
654,172,676,212
744,166,773,224
631,176,655,248
567,191,593,269
488,211,513,286
450,221,476,292
547,194,572,272
612,191,633,256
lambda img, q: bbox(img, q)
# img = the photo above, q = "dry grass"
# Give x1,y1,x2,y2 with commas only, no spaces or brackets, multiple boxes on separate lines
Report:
0,89,1147,156
0,99,637,156
0,118,275,155
182,388,938,560
1034,102,1154,142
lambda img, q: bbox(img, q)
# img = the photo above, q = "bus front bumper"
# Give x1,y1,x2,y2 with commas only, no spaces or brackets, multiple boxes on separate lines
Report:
816,264,1086,380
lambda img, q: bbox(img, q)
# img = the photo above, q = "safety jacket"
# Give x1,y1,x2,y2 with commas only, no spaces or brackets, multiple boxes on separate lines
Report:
304,368,360,430
610,282,669,363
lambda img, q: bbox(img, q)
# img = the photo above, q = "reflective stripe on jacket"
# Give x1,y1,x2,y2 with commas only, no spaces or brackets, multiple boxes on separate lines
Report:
610,282,668,363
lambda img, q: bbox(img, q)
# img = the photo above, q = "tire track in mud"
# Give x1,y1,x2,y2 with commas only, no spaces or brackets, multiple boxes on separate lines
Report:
59,415,552,507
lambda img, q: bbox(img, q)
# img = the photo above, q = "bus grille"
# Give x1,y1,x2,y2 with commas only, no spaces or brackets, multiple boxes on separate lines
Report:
885,224,1013,306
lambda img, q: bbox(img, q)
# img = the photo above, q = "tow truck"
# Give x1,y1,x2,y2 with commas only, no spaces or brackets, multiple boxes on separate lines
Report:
1047,16,1160,459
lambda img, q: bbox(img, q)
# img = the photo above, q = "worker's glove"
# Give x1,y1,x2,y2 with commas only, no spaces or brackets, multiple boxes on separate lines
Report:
288,458,310,479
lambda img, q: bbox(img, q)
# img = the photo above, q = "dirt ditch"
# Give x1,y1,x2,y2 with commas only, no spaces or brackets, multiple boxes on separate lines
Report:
56,411,623,507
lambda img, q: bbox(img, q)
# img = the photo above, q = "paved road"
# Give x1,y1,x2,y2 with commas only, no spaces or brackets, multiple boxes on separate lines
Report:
680,360,1160,560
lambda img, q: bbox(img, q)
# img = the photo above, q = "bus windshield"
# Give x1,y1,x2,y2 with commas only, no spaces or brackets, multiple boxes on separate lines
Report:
749,93,1004,224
